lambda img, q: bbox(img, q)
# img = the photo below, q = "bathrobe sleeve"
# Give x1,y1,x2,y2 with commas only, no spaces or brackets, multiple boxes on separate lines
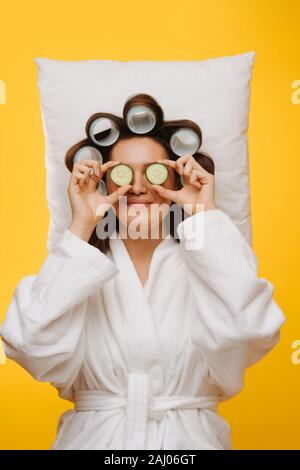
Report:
0,229,119,389
176,209,286,398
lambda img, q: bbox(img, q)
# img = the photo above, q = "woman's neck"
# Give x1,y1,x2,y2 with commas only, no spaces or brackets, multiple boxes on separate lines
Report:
120,227,166,286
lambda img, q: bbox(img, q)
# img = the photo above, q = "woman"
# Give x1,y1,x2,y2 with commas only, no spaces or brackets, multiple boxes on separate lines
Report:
0,94,286,450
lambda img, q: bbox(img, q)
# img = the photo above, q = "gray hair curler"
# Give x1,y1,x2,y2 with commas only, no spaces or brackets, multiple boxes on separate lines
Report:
87,117,120,146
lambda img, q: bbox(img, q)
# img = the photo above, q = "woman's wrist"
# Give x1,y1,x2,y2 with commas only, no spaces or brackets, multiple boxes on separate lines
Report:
68,219,96,242
192,201,218,214
204,202,218,211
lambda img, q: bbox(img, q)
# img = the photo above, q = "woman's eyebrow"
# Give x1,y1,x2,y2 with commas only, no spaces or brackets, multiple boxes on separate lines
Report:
125,162,160,169
142,162,155,168
116,161,168,168
141,161,167,168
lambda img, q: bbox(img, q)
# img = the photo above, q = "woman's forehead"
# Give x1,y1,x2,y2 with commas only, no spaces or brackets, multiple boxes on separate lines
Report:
110,136,169,164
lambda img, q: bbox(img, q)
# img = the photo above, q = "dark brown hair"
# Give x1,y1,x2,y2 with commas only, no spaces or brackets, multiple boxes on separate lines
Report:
65,93,215,253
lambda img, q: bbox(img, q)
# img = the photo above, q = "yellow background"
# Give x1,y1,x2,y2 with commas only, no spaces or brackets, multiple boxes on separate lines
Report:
0,0,299,450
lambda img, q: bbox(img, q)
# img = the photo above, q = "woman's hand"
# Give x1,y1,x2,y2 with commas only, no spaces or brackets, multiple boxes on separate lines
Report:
151,154,218,215
68,159,132,241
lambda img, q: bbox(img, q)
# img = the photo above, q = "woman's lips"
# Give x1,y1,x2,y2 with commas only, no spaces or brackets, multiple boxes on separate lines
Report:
127,203,151,206
127,200,152,205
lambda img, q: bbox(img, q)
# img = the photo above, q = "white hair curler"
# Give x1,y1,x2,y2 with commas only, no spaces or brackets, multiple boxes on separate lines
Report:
170,128,200,157
125,105,157,134
73,145,103,165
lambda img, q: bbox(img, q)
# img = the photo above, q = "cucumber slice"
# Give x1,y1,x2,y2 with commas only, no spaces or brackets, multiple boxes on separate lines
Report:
145,163,168,185
110,163,133,186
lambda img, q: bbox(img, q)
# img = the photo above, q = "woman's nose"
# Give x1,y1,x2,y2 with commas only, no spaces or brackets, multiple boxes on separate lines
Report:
130,170,147,194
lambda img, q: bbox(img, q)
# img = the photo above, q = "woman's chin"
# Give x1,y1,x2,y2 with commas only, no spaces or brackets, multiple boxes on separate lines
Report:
119,214,161,231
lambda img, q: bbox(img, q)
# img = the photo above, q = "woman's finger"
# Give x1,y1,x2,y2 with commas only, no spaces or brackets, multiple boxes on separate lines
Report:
177,154,207,175
99,160,121,178
72,170,85,179
175,154,193,169
76,159,120,178
74,163,91,179
175,160,184,175
151,184,179,203
69,172,81,190
155,159,181,176
74,161,102,187
72,173,87,190
78,172,89,189
79,161,104,189
79,159,102,178
73,161,99,186
189,171,202,189
105,184,132,205
190,169,201,182
183,157,194,177
73,161,90,172
71,170,88,183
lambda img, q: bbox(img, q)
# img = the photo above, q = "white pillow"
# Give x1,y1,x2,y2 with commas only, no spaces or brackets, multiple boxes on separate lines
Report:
35,51,256,252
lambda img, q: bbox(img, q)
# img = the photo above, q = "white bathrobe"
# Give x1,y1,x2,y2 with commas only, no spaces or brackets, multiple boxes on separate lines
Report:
0,209,286,450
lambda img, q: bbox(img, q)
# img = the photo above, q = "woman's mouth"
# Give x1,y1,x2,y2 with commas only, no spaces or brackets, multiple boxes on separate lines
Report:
127,200,152,205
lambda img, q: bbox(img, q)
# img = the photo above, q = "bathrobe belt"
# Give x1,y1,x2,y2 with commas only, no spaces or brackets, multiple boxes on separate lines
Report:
74,373,219,450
